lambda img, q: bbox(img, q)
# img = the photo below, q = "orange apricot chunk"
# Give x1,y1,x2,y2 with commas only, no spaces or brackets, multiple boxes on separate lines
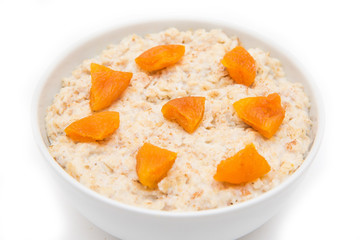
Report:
233,93,285,138
221,46,256,86
161,96,205,133
90,63,133,111
135,45,185,71
136,143,177,189
64,111,119,142
214,143,271,184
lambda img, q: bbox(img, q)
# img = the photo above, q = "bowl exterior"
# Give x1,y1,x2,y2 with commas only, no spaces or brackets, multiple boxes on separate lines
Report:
50,163,306,240
33,18,324,240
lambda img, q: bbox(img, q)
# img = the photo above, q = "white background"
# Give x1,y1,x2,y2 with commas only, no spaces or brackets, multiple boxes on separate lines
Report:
0,0,359,239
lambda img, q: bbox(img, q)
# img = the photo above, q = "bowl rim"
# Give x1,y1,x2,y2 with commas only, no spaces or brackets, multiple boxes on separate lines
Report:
32,17,325,218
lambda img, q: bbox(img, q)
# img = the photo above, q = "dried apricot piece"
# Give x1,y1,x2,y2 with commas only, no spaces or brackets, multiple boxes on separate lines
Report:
214,144,270,184
161,96,205,133
136,143,177,189
90,63,133,111
64,111,119,142
135,45,185,71
221,46,256,86
233,93,285,138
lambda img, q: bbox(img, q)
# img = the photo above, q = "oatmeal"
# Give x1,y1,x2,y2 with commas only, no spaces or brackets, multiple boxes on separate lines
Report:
45,28,312,211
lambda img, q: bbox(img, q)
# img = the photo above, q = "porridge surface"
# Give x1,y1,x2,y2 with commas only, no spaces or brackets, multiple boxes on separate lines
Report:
46,28,312,211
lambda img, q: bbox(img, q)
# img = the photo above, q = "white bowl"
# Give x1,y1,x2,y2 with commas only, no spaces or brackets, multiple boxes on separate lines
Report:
32,19,324,240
